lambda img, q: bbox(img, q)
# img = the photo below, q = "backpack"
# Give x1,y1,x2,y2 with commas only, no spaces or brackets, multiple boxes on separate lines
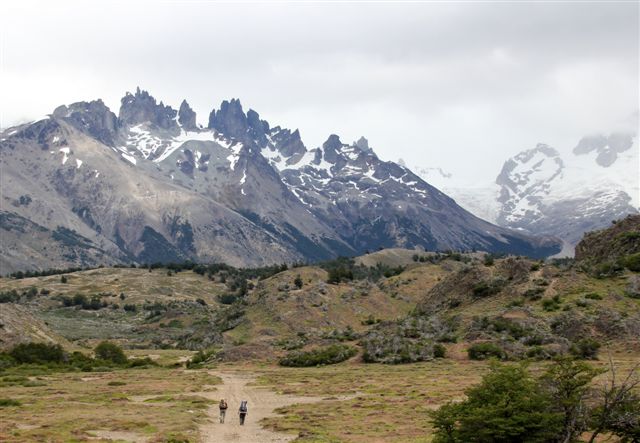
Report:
240,400,248,413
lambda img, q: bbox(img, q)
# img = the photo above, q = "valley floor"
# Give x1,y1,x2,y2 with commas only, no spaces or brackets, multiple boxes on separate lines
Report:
2,351,638,442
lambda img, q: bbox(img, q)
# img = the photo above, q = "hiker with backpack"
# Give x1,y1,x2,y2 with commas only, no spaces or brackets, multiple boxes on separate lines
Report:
239,400,248,425
219,399,228,423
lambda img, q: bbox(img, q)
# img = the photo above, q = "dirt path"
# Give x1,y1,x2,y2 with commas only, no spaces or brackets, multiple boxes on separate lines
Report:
198,372,326,443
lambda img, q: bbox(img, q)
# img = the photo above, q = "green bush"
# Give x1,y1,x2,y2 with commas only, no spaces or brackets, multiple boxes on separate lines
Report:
293,275,303,289
570,338,600,360
467,342,506,360
279,344,356,367
186,350,216,369
542,296,562,311
433,343,446,358
483,254,495,266
217,294,237,305
621,253,640,272
0,398,21,407
9,343,65,364
429,363,562,442
94,342,128,365
472,279,503,297
584,292,602,300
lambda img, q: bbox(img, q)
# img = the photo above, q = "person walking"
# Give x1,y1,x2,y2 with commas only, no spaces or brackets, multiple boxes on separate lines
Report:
239,400,248,425
219,399,228,423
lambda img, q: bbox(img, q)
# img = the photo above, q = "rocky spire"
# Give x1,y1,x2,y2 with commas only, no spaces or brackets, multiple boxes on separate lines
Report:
118,87,178,132
178,100,197,131
208,99,249,140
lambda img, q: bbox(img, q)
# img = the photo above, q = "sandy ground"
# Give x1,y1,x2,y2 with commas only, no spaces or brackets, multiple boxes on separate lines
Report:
198,372,325,443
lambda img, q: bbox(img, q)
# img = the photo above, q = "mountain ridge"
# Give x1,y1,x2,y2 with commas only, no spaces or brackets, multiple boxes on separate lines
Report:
0,87,561,273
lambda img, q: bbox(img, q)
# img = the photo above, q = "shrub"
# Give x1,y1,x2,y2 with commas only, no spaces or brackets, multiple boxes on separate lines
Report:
94,342,128,365
217,294,237,305
621,253,640,272
293,275,303,289
433,343,446,358
429,363,562,442
467,342,506,360
0,398,21,407
123,304,137,312
279,345,356,367
584,292,602,300
570,338,600,360
472,279,503,297
483,254,494,266
592,261,623,279
186,350,216,369
542,296,562,311
9,343,65,364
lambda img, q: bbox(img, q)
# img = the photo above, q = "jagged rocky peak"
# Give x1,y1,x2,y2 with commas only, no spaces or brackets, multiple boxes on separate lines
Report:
178,100,197,131
354,136,371,152
208,98,248,140
52,99,118,146
270,127,306,157
119,87,178,132
573,132,634,167
322,134,346,163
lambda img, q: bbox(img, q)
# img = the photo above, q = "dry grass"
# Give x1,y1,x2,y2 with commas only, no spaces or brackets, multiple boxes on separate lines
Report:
0,366,220,442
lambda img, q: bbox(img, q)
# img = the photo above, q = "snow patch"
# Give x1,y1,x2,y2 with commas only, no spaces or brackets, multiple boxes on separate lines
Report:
121,153,137,165
59,147,70,165
75,159,83,169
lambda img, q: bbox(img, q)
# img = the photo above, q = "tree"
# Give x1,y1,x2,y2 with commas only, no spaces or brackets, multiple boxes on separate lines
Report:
540,357,604,443
94,341,128,365
294,275,303,289
588,358,640,443
430,362,563,442
60,275,68,283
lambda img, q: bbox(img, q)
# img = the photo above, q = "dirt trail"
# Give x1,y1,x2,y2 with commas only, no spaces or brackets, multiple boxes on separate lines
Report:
198,372,325,443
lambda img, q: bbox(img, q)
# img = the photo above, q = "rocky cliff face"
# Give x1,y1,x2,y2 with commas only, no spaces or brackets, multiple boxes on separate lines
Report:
0,88,562,273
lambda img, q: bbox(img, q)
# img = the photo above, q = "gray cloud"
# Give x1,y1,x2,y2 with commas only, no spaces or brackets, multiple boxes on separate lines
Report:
1,0,637,183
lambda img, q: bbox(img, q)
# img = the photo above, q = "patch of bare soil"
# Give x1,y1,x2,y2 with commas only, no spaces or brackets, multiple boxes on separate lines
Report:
198,372,334,443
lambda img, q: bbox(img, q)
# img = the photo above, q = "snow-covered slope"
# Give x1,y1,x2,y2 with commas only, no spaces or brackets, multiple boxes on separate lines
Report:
410,132,639,255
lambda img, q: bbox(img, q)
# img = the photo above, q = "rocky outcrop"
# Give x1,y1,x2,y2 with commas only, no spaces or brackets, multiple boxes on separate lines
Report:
52,100,118,146
178,100,197,131
119,87,179,132
575,214,640,264
573,132,634,167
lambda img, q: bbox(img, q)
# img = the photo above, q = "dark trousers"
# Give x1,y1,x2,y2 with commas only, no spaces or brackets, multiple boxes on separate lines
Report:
239,413,246,425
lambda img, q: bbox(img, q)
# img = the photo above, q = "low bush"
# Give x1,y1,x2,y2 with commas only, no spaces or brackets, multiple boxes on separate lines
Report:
9,343,65,364
94,342,128,365
570,338,601,360
0,398,21,407
279,344,356,367
621,253,640,272
467,342,506,360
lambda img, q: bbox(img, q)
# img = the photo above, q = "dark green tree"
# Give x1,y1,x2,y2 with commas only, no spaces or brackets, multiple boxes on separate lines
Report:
94,341,128,365
430,363,563,442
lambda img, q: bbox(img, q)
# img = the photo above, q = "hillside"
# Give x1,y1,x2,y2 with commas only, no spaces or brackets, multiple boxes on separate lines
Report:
2,240,638,362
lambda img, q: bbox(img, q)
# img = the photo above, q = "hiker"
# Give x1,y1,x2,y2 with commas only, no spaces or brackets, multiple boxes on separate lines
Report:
219,399,228,423
239,400,248,425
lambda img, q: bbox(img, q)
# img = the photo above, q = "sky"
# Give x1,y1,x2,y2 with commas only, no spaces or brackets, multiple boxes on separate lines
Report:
1,0,638,185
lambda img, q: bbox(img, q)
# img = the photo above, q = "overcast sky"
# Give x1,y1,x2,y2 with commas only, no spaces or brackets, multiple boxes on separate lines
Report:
1,1,638,184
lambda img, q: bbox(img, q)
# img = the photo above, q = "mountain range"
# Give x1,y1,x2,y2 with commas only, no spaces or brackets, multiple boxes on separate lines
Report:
0,88,562,273
412,130,639,255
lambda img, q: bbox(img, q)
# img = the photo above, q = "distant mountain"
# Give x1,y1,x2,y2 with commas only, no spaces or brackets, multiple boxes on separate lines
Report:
0,88,561,273
409,131,639,255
